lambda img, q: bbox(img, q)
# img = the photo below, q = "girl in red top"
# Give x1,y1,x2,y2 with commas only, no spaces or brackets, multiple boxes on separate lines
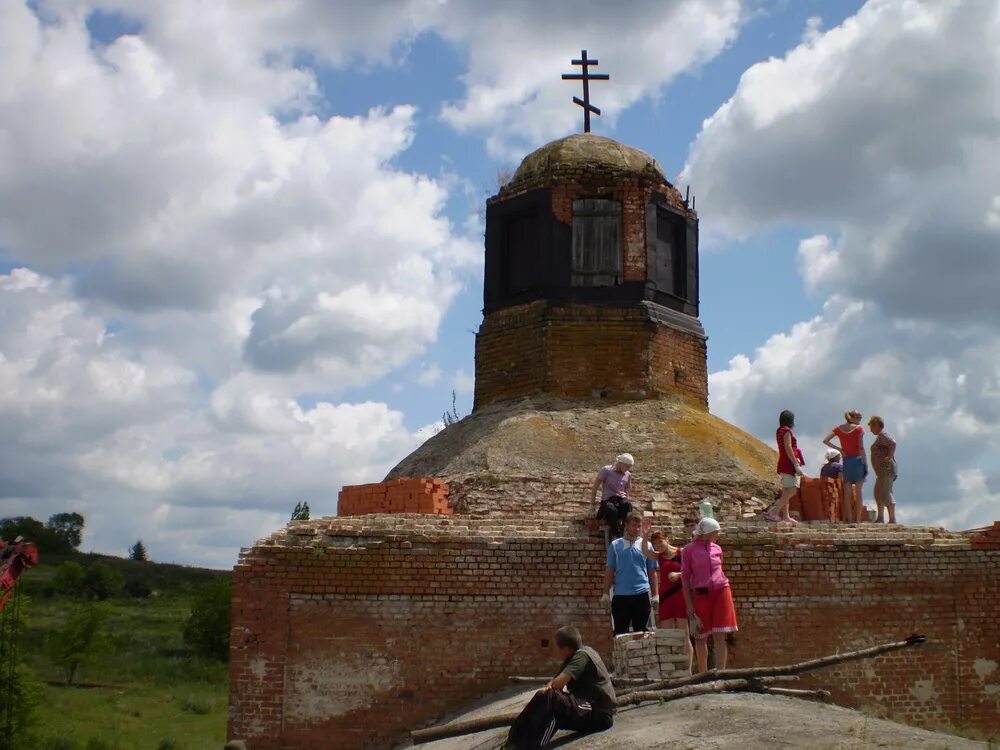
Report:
823,409,868,522
766,410,805,523
643,529,692,673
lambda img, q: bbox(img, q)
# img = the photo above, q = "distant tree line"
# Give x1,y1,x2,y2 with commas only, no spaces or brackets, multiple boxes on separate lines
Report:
1,512,85,554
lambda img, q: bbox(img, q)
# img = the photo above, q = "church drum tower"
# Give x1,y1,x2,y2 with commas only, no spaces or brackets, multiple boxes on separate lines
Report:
476,133,706,408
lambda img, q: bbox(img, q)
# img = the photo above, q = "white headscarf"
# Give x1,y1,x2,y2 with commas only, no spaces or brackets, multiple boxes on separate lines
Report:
693,517,721,537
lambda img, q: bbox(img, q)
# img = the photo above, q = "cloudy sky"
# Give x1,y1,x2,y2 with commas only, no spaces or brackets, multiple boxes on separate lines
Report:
2,0,998,568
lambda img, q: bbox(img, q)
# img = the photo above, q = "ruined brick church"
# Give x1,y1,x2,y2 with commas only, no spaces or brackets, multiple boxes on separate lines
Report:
228,134,1000,749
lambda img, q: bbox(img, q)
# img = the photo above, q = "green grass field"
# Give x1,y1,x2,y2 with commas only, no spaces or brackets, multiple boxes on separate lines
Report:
10,553,230,750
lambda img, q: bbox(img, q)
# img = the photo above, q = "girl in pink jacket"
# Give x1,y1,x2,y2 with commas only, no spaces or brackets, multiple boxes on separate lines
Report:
681,517,738,673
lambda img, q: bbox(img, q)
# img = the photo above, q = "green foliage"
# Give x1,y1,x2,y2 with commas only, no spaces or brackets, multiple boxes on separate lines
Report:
47,513,85,550
0,585,41,749
127,540,147,561
47,603,111,686
183,580,231,662
81,563,122,600
122,577,152,599
0,512,84,554
290,501,310,521
0,662,43,749
16,557,229,746
41,738,78,750
179,694,212,715
2,516,67,554
53,562,86,597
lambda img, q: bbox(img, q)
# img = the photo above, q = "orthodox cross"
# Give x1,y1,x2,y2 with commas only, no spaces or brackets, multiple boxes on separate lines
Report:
561,49,610,133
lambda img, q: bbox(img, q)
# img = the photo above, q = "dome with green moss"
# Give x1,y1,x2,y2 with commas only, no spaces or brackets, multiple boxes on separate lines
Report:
501,134,670,195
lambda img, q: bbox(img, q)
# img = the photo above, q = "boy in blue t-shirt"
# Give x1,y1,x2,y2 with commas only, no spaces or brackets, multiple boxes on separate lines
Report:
601,512,659,634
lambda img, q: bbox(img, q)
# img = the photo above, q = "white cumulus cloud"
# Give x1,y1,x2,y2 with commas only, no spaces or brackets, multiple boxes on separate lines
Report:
695,0,1000,529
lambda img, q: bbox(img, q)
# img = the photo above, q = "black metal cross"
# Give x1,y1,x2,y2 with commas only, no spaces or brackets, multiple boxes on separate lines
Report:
561,49,610,133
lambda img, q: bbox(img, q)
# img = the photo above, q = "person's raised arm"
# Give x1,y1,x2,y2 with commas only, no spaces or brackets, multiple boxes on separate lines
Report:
822,430,839,453
680,548,700,634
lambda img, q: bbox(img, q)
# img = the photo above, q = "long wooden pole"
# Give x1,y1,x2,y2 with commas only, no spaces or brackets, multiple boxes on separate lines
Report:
410,634,925,745
634,633,925,693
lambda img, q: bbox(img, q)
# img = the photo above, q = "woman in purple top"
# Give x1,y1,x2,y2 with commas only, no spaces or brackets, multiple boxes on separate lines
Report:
591,453,634,539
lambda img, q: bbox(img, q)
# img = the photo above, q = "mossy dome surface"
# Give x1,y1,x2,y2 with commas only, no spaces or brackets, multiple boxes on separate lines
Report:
506,133,668,188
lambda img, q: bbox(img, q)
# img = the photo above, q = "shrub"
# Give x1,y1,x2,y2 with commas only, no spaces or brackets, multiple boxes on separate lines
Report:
122,577,152,599
81,563,122,600
183,579,231,661
157,740,178,750
46,603,111,686
53,561,86,597
0,663,42,749
42,738,79,750
21,577,57,599
179,695,212,715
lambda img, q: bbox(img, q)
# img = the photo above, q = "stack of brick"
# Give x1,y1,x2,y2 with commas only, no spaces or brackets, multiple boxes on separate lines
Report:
337,477,450,516
970,521,1000,549
612,629,689,681
790,477,844,521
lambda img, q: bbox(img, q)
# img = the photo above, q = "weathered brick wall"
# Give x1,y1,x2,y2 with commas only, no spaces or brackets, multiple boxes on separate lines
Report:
229,520,1000,749
229,516,612,750
647,323,708,404
474,301,707,408
473,301,549,406
722,523,1000,736
338,478,450,516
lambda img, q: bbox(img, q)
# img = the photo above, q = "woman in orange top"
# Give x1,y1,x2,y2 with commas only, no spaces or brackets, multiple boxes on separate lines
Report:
823,410,868,522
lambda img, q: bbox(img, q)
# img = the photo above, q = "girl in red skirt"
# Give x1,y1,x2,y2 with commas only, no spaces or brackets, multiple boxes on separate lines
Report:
646,529,692,673
681,517,738,673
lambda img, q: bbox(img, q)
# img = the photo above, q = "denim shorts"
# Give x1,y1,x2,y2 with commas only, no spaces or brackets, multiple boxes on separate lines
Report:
843,455,866,483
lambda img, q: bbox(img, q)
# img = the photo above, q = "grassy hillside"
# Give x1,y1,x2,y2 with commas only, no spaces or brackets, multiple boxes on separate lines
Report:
10,552,231,750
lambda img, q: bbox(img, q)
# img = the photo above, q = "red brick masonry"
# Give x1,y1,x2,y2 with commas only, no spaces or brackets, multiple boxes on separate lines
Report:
338,478,450,516
229,518,1000,749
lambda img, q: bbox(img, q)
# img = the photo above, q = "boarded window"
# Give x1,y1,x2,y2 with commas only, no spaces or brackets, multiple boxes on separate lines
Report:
571,199,621,286
655,206,687,299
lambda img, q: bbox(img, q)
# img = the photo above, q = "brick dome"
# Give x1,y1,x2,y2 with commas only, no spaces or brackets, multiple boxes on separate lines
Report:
502,133,669,195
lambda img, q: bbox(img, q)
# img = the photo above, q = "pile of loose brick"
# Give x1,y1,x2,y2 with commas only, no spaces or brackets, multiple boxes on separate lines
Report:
613,629,689,680
337,477,450,516
970,520,1000,549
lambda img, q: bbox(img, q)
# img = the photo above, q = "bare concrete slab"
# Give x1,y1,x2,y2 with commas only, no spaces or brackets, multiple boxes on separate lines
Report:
406,687,991,750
